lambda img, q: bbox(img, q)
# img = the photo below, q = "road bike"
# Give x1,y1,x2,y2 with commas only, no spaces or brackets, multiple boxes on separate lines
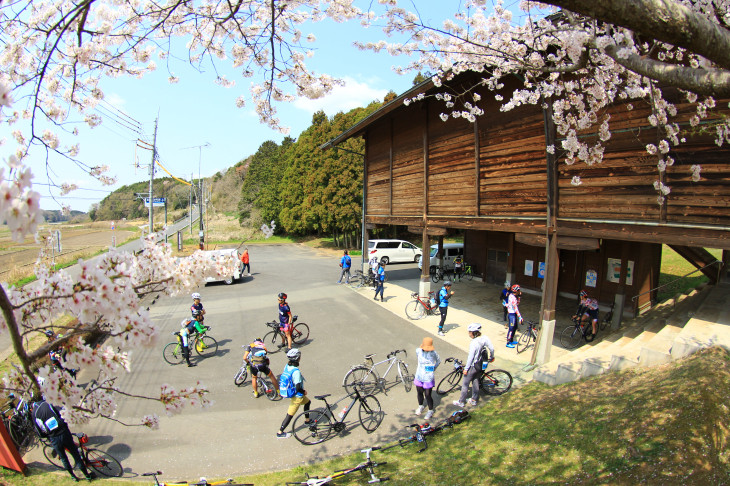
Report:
516,320,540,354
263,315,310,353
2,394,36,453
600,302,615,332
142,471,253,485
43,432,123,477
559,314,596,349
348,270,375,289
163,326,219,364
429,266,452,283
342,349,413,396
291,386,383,445
404,292,438,319
286,447,388,485
381,410,469,453
232,356,278,400
435,357,513,396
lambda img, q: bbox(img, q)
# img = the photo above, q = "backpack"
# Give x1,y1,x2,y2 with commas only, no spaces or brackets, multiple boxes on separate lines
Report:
435,289,443,306
473,344,490,372
279,366,297,398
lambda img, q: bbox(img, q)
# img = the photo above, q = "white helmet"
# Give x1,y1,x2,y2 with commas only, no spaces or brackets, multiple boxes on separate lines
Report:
467,323,482,332
181,318,193,328
192,292,201,300
286,348,301,360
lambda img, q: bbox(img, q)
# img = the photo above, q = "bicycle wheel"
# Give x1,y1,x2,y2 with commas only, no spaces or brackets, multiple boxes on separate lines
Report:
560,325,582,349
431,271,441,283
234,366,248,386
163,343,184,365
342,366,378,396
258,377,278,400
599,314,611,331
358,394,383,432
405,300,426,320
43,444,63,469
397,361,413,392
516,330,533,354
481,369,513,395
292,408,333,445
436,370,462,395
264,330,284,354
292,323,310,345
195,336,218,357
584,327,596,343
85,448,123,477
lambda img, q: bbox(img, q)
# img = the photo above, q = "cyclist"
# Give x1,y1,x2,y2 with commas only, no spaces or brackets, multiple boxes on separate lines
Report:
31,396,96,482
437,281,455,337
45,331,77,378
453,257,464,281
500,281,511,325
453,323,494,408
191,292,205,324
373,261,386,302
506,284,522,348
243,338,279,398
337,249,352,284
278,292,293,350
178,317,206,367
575,289,600,336
276,348,310,439
414,337,441,420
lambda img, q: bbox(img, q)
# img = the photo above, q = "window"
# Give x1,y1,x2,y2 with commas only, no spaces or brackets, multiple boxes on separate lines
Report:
403,242,415,249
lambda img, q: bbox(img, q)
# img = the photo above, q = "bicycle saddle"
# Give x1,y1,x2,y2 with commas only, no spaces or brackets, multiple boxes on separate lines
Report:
363,353,376,360
314,394,330,400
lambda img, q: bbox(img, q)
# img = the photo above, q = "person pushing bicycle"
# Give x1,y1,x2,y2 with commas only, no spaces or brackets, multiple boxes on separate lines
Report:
453,323,495,408
243,338,280,398
278,292,294,350
277,348,310,439
574,289,600,337
178,317,206,367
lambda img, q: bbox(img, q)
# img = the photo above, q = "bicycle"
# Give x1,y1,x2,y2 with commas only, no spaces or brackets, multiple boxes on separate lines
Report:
3,395,36,453
142,471,253,485
516,320,540,354
263,315,310,353
429,265,452,283
342,349,413,396
43,432,123,477
348,270,375,289
462,262,475,281
163,326,219,364
559,314,596,349
382,410,469,453
600,302,614,332
435,357,513,396
285,447,388,485
404,292,438,319
232,355,279,400
291,386,383,445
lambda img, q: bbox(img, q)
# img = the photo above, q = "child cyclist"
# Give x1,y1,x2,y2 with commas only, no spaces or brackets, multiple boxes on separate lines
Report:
191,292,206,324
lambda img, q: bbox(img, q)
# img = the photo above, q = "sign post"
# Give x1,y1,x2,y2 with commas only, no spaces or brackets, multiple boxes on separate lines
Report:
111,221,116,247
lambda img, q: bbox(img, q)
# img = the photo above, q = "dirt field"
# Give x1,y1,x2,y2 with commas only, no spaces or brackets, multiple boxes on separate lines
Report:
0,221,138,282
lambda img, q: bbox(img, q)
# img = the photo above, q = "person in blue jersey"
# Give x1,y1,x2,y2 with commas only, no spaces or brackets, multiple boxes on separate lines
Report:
374,261,386,301
437,281,455,336
337,250,352,284
276,348,310,439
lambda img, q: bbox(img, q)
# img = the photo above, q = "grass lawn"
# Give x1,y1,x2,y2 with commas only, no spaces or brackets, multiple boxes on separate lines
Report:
657,245,722,301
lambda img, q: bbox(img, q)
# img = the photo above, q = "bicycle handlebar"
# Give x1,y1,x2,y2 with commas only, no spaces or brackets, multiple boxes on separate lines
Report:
387,349,407,359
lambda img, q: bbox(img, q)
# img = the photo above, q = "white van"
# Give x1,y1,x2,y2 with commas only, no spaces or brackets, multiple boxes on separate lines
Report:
204,248,244,284
418,243,464,271
368,239,422,265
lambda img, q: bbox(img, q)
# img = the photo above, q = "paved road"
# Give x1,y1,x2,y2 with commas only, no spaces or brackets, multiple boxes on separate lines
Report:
24,244,467,481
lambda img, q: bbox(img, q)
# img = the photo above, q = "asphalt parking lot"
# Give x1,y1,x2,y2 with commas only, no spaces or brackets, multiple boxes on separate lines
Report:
24,243,470,481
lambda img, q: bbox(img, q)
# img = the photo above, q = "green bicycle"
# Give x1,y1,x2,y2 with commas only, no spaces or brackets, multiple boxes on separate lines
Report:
163,326,219,364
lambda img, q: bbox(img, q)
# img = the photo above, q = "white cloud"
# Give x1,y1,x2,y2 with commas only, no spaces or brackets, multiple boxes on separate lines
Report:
104,92,127,109
293,77,388,116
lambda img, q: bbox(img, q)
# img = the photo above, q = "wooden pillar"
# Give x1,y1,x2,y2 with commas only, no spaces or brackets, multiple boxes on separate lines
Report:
420,228,431,297
419,101,431,298
722,250,730,283
474,117,480,217
533,100,559,366
389,118,393,217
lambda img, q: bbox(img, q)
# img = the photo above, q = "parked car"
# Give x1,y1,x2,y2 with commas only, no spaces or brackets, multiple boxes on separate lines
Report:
204,248,244,284
418,243,464,271
368,239,422,265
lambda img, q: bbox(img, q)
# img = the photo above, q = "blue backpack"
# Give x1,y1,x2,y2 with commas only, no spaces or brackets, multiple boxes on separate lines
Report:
279,366,297,398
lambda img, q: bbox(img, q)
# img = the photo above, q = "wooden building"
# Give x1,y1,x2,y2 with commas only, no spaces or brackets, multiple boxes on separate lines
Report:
324,70,730,363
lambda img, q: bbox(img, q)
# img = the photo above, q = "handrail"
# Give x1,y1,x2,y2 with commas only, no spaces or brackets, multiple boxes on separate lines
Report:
631,260,723,303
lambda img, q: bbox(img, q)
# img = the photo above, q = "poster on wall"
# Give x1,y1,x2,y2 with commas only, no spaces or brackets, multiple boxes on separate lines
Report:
607,258,621,283
524,260,534,276
585,269,598,287
538,262,545,279
626,261,634,285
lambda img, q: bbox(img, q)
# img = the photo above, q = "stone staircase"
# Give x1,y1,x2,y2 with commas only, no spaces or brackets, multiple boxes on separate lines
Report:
533,283,729,385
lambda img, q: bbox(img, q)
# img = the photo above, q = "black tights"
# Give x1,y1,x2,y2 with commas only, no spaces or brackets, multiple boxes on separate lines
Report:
416,386,434,410
279,401,311,431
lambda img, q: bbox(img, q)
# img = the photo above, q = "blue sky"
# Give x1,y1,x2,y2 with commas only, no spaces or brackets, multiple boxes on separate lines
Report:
9,2,535,212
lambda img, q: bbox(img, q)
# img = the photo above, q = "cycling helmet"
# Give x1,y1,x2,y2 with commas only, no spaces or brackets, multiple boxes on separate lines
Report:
504,281,511,287
278,292,287,300
286,348,301,360
511,284,521,293
444,280,452,287
579,290,588,298
467,323,482,332
192,292,201,300
44,330,54,338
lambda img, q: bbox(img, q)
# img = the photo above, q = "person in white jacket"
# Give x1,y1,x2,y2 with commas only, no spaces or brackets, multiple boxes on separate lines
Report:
453,323,494,407
414,337,441,420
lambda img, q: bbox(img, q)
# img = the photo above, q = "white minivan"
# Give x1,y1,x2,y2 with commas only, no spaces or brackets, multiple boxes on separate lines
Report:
368,239,422,265
418,243,464,271
204,248,244,284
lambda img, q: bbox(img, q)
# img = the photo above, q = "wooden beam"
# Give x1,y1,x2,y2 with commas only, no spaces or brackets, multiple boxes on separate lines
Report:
407,226,449,236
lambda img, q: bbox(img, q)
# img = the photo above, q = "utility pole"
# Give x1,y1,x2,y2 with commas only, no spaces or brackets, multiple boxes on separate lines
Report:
148,117,158,237
189,172,193,236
